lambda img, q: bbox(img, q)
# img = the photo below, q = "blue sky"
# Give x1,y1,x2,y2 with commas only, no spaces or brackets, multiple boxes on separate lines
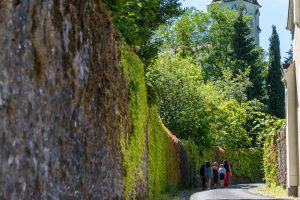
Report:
180,0,292,60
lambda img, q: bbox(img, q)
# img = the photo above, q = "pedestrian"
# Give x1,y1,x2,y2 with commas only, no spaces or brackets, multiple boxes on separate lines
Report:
212,162,219,188
204,161,213,189
218,164,226,188
199,162,206,191
223,160,232,187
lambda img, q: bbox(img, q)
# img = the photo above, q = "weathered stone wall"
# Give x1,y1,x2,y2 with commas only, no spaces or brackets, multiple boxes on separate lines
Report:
277,126,287,188
0,1,129,199
0,1,198,199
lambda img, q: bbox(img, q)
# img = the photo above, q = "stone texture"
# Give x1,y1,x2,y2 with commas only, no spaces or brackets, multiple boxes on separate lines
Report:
0,1,129,199
277,126,287,188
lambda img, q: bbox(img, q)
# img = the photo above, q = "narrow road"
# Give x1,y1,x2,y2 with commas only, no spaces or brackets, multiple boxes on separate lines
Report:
190,184,274,200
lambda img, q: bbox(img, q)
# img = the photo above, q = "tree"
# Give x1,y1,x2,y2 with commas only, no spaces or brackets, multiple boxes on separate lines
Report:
231,10,266,101
146,52,253,148
266,26,285,118
283,44,293,69
146,52,212,145
103,0,183,62
156,5,238,81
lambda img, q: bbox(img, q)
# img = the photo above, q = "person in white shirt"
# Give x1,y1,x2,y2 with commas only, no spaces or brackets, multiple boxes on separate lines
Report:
218,164,226,188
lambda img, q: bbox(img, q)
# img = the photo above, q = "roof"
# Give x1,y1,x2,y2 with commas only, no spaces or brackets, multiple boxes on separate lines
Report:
212,0,261,7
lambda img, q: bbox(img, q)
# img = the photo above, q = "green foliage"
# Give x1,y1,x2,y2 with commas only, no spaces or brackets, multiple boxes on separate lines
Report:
148,105,168,198
146,52,255,148
155,5,266,100
283,44,293,69
166,132,180,192
146,52,211,145
266,26,285,118
156,5,237,80
102,0,183,62
120,44,148,199
231,10,266,101
200,148,263,183
251,112,286,186
182,140,200,169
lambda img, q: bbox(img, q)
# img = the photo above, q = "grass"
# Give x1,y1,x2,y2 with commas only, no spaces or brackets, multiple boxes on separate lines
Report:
249,185,296,199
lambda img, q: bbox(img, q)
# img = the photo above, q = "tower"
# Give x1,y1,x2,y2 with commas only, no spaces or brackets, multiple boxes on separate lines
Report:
212,0,261,45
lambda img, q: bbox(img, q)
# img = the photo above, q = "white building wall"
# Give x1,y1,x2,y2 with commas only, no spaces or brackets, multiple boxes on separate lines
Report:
286,0,300,197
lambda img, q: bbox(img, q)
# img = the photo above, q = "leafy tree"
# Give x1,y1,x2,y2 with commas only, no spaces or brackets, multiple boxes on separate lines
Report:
146,52,253,148
266,26,285,118
102,0,183,62
156,5,237,80
231,10,266,101
146,52,211,145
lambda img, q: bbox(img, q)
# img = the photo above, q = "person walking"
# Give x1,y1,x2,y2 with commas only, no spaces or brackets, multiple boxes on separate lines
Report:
204,161,213,189
199,162,206,191
212,162,219,189
223,160,232,187
218,164,226,188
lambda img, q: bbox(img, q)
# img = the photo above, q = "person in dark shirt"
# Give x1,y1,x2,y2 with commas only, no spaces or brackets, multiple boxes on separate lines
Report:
199,162,207,190
212,162,219,189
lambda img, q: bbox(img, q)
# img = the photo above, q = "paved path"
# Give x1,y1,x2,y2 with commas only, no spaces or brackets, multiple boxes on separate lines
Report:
190,184,274,200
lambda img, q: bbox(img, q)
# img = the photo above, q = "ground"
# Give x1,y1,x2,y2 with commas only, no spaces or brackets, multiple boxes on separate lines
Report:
188,184,274,200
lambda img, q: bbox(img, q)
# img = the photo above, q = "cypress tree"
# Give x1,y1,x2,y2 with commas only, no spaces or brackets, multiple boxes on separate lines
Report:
266,26,285,118
231,10,264,100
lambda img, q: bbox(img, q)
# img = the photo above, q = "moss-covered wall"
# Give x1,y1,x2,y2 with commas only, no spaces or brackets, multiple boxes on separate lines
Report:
0,1,128,199
166,129,180,192
0,1,198,199
120,44,148,199
148,105,168,198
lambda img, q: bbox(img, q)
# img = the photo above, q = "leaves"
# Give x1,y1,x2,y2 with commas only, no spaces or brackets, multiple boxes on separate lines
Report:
103,0,183,62
146,52,255,148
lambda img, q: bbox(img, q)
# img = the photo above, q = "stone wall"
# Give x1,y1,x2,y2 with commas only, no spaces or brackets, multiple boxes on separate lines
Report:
0,1,128,199
0,1,198,199
277,126,287,188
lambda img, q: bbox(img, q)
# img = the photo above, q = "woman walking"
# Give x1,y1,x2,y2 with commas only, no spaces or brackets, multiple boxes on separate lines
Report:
204,161,213,189
218,164,226,188
212,162,219,188
223,160,231,187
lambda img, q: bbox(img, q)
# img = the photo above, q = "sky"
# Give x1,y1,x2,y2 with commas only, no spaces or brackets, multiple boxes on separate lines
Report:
180,0,292,60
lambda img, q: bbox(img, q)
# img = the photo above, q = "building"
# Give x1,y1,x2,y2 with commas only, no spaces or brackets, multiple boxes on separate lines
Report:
284,0,300,197
212,0,261,45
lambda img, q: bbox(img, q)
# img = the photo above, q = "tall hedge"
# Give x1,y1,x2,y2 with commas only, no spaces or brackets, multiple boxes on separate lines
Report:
148,106,168,198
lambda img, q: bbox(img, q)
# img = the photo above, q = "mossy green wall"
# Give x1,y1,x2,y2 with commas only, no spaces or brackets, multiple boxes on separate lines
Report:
148,105,168,198
120,44,148,199
166,132,180,192
119,44,197,199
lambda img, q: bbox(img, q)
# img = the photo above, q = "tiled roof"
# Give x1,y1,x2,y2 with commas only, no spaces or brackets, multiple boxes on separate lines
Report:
212,0,261,7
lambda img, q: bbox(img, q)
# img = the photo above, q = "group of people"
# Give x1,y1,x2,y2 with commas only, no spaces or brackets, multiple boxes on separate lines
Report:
199,160,232,190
